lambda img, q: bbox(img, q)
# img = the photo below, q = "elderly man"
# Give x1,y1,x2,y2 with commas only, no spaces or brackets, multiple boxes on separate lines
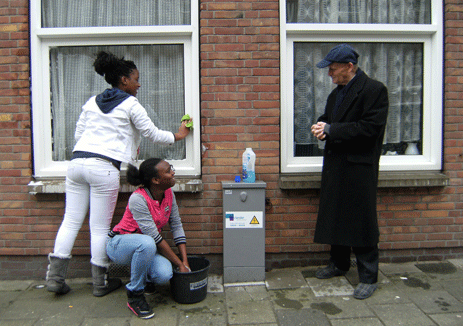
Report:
311,44,389,300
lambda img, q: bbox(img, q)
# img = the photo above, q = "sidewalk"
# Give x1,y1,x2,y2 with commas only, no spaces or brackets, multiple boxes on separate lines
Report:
2,260,463,325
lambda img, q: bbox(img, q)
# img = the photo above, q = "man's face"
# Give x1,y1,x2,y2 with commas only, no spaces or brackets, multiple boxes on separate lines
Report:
328,62,353,86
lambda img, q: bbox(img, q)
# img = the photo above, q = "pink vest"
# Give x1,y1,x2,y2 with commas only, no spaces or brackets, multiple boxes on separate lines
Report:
112,187,173,234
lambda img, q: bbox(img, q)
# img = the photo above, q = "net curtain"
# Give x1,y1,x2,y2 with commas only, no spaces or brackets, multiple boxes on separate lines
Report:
291,0,428,154
45,0,188,162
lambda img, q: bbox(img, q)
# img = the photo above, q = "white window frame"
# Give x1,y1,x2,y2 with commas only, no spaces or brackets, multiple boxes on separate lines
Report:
280,0,443,173
29,0,200,179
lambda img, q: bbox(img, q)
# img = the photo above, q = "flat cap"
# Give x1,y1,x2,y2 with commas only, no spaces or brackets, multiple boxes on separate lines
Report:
316,43,359,68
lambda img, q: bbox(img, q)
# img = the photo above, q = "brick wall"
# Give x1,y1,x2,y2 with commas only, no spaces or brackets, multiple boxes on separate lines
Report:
0,0,462,280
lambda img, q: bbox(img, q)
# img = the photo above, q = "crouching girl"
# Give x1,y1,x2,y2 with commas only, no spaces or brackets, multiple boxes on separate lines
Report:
107,158,190,319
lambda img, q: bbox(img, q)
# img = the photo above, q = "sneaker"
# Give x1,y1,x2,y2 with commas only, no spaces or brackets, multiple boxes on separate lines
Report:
353,283,377,300
315,262,347,279
144,282,157,296
127,290,155,319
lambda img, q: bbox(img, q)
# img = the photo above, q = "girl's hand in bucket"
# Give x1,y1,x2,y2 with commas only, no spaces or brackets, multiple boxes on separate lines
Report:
178,264,191,273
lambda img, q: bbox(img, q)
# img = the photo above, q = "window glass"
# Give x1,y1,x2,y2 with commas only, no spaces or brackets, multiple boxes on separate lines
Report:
286,0,431,24
50,45,185,162
293,42,423,157
42,0,191,27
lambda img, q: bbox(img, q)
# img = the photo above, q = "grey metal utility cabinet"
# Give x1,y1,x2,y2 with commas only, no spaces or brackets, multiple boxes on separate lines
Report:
222,181,266,284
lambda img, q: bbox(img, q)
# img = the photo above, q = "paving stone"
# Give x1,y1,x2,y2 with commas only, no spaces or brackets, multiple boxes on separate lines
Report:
227,300,277,325
0,280,34,292
379,262,423,275
415,262,463,281
370,303,437,326
441,279,463,301
407,290,463,314
207,274,224,293
306,277,354,297
270,288,312,310
429,313,463,326
387,272,444,292
310,296,375,320
448,259,463,269
330,317,384,326
275,308,330,326
359,282,411,305
265,269,308,290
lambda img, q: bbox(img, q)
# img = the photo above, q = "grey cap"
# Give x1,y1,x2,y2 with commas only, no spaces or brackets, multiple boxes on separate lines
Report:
316,43,359,68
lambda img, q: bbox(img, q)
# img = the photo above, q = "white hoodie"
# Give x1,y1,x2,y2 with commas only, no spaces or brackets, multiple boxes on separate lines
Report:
73,94,175,164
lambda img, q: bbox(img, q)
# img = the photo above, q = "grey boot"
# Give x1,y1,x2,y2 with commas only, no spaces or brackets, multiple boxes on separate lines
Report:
46,253,71,294
92,264,122,297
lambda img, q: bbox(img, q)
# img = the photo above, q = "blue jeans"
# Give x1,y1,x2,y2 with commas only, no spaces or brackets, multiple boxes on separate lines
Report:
106,234,173,292
52,158,120,267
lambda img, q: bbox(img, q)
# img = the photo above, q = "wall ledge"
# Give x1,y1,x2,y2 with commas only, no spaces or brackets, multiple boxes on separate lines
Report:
279,171,449,190
28,177,203,194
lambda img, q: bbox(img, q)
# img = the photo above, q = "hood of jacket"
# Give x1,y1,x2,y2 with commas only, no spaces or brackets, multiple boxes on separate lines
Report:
95,88,131,114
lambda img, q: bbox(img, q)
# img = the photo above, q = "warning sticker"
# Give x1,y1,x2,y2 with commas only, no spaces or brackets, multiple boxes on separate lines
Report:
225,211,263,228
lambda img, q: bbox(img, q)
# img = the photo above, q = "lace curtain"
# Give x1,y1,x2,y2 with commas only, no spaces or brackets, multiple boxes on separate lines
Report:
42,0,190,27
45,0,188,162
290,0,429,156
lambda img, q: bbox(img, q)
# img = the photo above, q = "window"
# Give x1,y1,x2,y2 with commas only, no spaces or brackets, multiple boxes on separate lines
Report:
30,0,200,179
280,0,443,173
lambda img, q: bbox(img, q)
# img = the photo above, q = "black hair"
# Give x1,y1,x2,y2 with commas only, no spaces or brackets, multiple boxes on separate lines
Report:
126,158,163,188
93,51,137,87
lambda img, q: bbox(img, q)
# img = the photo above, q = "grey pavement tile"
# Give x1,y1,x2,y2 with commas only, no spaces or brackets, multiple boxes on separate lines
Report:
441,279,463,301
82,317,131,326
270,288,313,310
407,290,463,314
207,274,224,293
370,302,437,326
429,313,463,326
0,280,34,291
379,262,423,275
178,310,227,326
0,291,22,308
227,300,277,325
225,285,269,303
275,308,331,326
306,277,355,297
360,282,411,305
309,296,375,320
387,272,444,292
330,317,384,326
448,259,463,269
415,261,463,281
130,305,179,326
265,268,308,290
0,320,36,326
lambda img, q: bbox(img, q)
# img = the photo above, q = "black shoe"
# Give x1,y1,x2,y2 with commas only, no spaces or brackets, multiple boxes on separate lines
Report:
144,282,157,296
127,290,155,319
353,283,377,300
315,262,347,279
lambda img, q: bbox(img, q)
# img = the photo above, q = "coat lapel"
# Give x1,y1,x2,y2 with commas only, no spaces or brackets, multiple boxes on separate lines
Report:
332,72,368,121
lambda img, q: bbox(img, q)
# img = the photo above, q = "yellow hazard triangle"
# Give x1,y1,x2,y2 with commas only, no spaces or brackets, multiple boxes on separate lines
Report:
250,216,260,224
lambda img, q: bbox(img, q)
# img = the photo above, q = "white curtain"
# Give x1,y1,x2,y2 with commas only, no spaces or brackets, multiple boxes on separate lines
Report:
291,0,429,155
42,0,190,27
50,45,185,162
46,0,188,162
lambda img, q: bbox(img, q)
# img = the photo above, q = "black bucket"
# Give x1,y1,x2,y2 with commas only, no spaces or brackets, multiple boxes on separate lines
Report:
170,256,210,304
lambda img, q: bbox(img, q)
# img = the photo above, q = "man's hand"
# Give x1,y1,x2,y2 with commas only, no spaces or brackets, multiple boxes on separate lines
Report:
311,122,326,140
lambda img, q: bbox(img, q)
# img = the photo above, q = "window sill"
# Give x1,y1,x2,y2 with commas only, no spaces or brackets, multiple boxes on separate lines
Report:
279,171,449,189
28,177,203,194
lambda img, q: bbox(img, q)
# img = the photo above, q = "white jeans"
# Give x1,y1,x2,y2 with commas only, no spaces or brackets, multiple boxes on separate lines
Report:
52,158,120,267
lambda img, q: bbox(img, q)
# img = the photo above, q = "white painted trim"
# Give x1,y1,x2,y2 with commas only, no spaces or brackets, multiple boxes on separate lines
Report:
29,0,201,178
280,0,444,173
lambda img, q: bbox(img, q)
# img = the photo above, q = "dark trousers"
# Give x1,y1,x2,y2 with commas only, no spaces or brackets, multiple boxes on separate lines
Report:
330,244,379,284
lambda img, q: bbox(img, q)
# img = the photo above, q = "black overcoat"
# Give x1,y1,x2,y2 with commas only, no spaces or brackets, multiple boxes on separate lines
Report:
313,71,389,247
